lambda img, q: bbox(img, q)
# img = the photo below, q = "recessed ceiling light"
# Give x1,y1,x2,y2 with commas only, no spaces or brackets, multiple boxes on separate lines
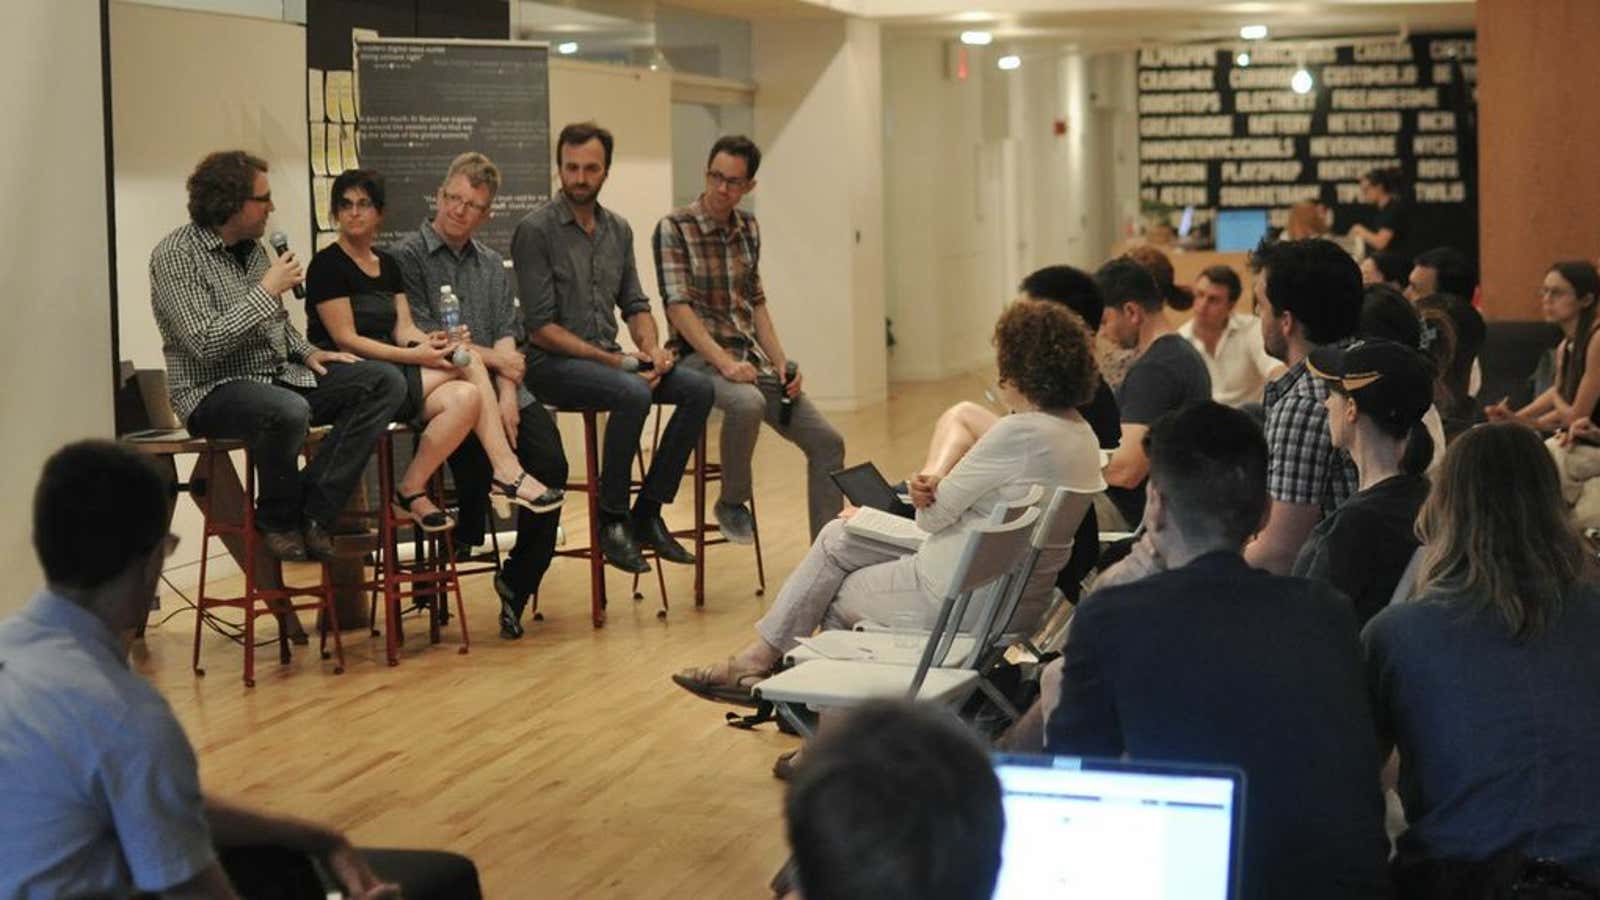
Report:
1240,24,1269,40
1236,52,1251,67
556,41,579,55
960,31,993,46
997,54,1021,71
1291,67,1314,93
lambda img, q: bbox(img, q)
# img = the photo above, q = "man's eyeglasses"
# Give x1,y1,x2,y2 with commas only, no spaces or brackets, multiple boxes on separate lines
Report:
441,191,491,215
335,197,378,212
706,171,751,191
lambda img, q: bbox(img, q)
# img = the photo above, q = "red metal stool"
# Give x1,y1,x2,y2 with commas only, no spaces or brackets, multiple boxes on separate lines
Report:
543,407,670,628
190,438,344,688
364,424,469,665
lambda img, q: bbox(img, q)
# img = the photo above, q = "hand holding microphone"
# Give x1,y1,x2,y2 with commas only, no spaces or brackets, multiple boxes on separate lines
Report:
266,231,306,299
779,360,800,426
618,354,655,373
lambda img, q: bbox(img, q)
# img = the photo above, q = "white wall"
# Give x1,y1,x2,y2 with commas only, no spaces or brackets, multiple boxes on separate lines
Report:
0,1,116,613
752,18,887,410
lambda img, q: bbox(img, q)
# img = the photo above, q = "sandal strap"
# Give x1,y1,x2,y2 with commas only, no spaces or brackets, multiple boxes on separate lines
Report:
493,472,527,496
394,489,427,509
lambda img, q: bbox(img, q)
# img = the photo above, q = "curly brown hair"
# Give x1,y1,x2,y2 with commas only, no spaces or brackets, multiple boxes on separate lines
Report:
186,150,268,229
993,299,1099,411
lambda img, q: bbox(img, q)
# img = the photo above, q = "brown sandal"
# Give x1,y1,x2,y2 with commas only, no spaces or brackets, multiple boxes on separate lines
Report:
671,658,769,707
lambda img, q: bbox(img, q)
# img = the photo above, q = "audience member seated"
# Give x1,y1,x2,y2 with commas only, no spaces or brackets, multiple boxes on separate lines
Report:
912,264,1119,602
1413,295,1485,440
0,441,481,899
1244,238,1363,574
1284,200,1333,240
783,701,1003,900
515,122,713,574
305,168,561,536
1046,403,1392,900
1178,264,1283,408
1486,261,1600,434
1361,250,1413,290
1126,244,1193,311
150,150,407,563
671,299,1105,705
1407,246,1486,398
1363,423,1600,897
1293,340,1434,625
1357,285,1448,468
1097,257,1211,529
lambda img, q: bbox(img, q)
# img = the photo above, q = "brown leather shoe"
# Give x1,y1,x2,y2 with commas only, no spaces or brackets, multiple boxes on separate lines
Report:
261,529,308,562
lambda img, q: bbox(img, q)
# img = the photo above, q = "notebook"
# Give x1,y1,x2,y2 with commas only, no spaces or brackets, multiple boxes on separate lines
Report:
842,506,929,551
992,754,1244,900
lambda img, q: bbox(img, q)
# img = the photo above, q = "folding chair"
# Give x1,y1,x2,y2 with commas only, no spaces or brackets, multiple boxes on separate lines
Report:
750,506,1039,738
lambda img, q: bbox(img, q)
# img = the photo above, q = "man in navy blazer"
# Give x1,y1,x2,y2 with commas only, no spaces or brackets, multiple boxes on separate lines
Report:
1046,402,1392,900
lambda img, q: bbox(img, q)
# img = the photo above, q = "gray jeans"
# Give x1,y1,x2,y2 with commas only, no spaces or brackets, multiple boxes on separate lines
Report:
678,353,846,539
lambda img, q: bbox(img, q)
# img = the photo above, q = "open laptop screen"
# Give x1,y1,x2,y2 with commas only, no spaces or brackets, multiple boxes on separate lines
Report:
992,754,1244,900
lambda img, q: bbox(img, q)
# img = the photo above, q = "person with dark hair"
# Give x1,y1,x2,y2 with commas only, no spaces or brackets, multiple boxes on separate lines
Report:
1360,250,1412,290
1363,423,1600,895
673,300,1105,708
1349,166,1413,259
150,150,408,563
1126,244,1192,311
1243,238,1364,574
1406,247,1486,398
656,136,845,542
391,153,570,636
1097,256,1211,528
1047,403,1392,900
305,169,561,564
1293,340,1435,625
515,122,713,573
0,441,481,899
1180,263,1282,407
1358,285,1450,467
1486,260,1600,433
783,701,1004,900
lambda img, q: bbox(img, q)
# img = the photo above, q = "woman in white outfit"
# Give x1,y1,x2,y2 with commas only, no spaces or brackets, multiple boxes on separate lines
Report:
672,299,1107,705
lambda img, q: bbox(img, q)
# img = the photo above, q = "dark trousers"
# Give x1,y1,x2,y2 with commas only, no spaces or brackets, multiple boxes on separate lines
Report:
448,401,568,597
216,844,482,899
526,355,714,518
186,362,407,532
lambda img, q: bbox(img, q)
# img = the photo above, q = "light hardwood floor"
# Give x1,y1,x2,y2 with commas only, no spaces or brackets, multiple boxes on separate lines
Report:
131,371,992,899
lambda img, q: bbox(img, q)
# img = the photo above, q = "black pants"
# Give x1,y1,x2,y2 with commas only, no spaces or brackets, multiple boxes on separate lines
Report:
217,844,482,899
447,400,569,597
186,362,407,532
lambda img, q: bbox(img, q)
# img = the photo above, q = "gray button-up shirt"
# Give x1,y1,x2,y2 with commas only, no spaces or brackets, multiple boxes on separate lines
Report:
389,219,535,407
511,197,651,363
0,591,215,897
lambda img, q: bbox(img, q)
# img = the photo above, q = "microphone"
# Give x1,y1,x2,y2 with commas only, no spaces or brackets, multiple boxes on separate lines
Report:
618,355,654,373
268,231,306,299
779,361,800,426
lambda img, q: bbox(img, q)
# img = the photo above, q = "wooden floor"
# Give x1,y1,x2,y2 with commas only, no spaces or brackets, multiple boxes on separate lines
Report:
132,371,990,899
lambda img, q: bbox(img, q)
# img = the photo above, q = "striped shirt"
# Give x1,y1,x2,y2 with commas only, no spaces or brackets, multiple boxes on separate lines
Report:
149,223,316,422
653,197,767,360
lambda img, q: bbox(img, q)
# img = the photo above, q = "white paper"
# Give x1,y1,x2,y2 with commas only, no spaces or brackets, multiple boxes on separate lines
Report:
307,68,325,122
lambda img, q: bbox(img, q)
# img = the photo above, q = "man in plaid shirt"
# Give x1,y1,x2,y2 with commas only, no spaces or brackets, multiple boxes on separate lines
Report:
150,151,407,562
655,136,845,541
1243,239,1363,575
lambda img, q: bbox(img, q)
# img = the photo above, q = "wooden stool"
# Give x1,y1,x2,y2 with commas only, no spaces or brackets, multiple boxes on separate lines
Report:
189,439,344,688
364,424,469,665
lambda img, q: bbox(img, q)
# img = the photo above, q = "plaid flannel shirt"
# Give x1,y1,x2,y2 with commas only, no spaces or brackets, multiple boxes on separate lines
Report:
1263,342,1360,516
149,223,316,423
653,198,767,361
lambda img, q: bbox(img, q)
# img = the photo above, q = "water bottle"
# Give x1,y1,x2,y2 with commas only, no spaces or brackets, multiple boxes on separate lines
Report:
437,285,471,367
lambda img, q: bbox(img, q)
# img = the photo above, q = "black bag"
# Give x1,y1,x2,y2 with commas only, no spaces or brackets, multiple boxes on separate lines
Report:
1393,851,1600,900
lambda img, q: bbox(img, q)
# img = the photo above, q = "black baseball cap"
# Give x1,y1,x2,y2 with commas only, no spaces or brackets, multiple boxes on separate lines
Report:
1306,339,1434,428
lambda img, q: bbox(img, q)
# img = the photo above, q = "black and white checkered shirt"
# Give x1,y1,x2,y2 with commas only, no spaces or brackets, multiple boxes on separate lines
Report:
149,223,317,422
1263,343,1360,516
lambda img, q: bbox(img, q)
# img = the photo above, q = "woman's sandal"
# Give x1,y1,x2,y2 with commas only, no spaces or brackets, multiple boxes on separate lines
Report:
491,472,565,515
392,489,455,533
670,658,770,708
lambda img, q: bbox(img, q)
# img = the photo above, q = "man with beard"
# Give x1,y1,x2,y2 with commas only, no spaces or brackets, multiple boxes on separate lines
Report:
514,122,713,574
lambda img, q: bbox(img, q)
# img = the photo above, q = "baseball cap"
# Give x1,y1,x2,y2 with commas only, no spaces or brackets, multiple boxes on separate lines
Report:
1306,339,1434,428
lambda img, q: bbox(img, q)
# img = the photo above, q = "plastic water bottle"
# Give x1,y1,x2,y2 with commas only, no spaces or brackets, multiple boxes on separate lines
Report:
438,285,471,367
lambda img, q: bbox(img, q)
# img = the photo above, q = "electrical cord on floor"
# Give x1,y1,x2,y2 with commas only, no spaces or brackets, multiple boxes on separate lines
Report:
149,573,283,648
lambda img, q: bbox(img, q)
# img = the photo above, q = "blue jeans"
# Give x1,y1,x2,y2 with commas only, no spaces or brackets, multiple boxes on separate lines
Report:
526,355,713,517
185,362,407,531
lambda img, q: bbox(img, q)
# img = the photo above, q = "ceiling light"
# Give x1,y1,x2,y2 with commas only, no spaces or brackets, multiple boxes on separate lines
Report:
960,31,993,46
1239,24,1269,40
1291,67,1314,94
1235,52,1250,67
997,54,1021,71
556,41,579,55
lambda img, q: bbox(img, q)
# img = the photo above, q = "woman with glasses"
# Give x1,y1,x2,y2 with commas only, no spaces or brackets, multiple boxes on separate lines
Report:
1485,261,1600,433
304,168,561,532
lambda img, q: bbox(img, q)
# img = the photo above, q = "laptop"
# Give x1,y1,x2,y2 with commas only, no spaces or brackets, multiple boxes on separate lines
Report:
829,462,911,514
992,753,1245,900
1214,208,1269,252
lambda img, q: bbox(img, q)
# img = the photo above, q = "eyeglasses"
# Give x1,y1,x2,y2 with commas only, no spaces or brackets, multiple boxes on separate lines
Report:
335,197,378,212
247,192,272,204
706,171,751,191
441,191,491,215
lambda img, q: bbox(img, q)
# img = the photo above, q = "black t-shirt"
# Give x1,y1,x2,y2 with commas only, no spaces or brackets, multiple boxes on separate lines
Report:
1106,334,1212,525
1292,473,1430,626
1372,199,1414,262
304,243,406,351
1080,380,1121,450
